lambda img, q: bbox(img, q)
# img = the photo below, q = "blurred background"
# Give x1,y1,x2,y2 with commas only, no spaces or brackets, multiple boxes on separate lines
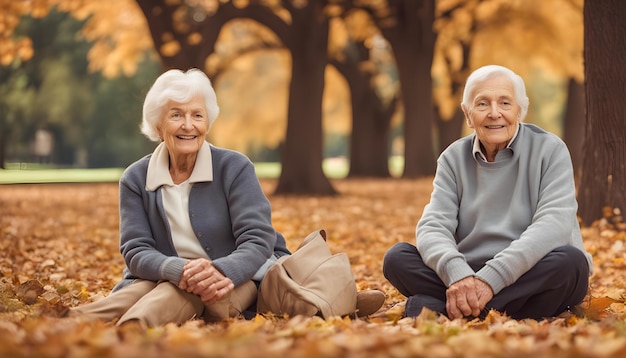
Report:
0,0,584,181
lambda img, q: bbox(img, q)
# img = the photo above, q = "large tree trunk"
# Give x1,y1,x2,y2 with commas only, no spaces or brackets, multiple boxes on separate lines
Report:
562,78,585,180
274,3,335,195
382,0,437,178
578,0,626,225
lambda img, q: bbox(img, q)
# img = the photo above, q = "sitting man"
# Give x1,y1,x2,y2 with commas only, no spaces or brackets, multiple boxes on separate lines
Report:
383,65,592,320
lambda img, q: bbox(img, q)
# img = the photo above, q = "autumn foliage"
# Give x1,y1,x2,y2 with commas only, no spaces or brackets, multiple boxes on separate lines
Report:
1,180,626,357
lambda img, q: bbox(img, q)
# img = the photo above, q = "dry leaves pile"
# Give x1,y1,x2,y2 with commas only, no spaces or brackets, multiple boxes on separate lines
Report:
1,180,626,357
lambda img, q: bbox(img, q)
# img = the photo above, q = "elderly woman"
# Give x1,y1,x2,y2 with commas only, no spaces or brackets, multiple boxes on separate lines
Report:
383,65,593,320
70,68,293,327
71,69,384,327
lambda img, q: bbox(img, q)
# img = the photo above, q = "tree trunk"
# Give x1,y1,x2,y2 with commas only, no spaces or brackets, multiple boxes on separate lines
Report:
382,0,437,178
562,78,585,180
347,88,392,178
332,42,392,178
0,118,6,169
274,3,336,195
436,108,465,154
578,0,626,225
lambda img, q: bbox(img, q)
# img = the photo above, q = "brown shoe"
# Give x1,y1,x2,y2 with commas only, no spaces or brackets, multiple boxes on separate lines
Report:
356,290,386,317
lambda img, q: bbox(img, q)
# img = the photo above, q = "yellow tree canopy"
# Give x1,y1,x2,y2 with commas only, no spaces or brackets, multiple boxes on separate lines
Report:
1,0,153,76
2,0,584,149
433,0,584,123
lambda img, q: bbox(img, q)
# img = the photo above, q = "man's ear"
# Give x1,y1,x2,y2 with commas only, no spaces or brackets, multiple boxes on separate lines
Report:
462,104,474,128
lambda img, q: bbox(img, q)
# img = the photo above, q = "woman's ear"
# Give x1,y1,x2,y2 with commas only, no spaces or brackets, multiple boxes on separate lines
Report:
157,127,163,141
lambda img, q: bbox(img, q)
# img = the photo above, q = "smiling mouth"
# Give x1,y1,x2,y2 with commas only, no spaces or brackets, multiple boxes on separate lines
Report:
176,135,197,140
486,125,505,129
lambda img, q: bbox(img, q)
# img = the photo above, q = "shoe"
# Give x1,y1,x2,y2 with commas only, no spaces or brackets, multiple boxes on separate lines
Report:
405,294,447,317
356,290,386,317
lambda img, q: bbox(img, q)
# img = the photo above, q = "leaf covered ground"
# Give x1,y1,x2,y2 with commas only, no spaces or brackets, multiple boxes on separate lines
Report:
1,179,626,357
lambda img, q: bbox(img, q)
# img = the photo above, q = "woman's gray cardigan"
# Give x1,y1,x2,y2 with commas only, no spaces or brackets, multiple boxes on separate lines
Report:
113,145,290,292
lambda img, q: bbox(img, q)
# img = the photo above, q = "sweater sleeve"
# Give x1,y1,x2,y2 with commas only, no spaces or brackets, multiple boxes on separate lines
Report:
118,161,187,286
475,139,579,294
210,156,277,286
416,155,476,287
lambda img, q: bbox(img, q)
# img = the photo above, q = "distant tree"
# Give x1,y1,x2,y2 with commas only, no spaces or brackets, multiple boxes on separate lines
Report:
244,1,341,195
0,9,94,167
578,0,626,225
332,43,397,178
360,0,437,177
86,57,160,168
332,11,397,178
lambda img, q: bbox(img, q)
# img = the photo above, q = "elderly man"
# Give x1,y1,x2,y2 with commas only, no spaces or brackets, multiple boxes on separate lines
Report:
383,65,592,320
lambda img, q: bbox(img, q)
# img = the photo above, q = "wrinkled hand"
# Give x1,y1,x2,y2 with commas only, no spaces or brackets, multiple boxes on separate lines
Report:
179,258,234,304
445,277,493,319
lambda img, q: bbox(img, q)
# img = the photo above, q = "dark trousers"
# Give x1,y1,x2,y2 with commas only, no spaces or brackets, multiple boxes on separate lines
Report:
383,242,590,320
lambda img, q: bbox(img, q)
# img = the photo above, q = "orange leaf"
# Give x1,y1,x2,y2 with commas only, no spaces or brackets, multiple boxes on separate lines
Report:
584,296,623,320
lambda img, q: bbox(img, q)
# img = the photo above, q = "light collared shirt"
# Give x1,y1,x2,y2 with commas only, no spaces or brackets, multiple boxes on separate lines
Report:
146,141,213,259
472,124,520,162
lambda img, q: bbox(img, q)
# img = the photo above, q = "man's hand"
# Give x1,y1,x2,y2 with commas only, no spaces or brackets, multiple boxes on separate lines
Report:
179,258,234,304
445,277,493,319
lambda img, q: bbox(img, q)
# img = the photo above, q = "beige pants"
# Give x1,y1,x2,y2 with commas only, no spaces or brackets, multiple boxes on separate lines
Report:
69,280,258,328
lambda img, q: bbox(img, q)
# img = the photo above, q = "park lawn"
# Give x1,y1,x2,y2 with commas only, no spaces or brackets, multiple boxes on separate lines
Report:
0,157,405,184
0,179,625,357
0,167,125,184
0,161,327,184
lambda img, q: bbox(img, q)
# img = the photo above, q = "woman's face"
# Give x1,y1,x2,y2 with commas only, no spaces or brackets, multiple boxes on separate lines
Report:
158,96,209,158
464,75,520,154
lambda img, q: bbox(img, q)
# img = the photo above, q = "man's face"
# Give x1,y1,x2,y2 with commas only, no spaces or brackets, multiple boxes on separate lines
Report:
464,76,521,156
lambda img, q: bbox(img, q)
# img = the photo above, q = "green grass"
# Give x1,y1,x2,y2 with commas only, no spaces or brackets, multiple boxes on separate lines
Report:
0,157,405,184
0,166,125,184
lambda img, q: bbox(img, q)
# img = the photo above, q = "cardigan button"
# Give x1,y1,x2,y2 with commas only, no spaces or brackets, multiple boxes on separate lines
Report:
197,232,203,237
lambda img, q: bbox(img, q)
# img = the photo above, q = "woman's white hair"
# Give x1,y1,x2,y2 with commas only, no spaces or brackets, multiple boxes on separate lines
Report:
461,65,529,121
141,68,220,142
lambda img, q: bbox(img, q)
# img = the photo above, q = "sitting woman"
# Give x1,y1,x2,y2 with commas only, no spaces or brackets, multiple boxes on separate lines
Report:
70,68,383,328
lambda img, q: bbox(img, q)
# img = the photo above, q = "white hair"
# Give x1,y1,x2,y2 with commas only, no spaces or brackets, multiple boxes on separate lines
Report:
141,68,220,142
461,65,529,121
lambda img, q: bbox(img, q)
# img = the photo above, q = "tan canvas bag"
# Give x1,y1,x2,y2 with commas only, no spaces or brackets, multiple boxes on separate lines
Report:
257,229,358,318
